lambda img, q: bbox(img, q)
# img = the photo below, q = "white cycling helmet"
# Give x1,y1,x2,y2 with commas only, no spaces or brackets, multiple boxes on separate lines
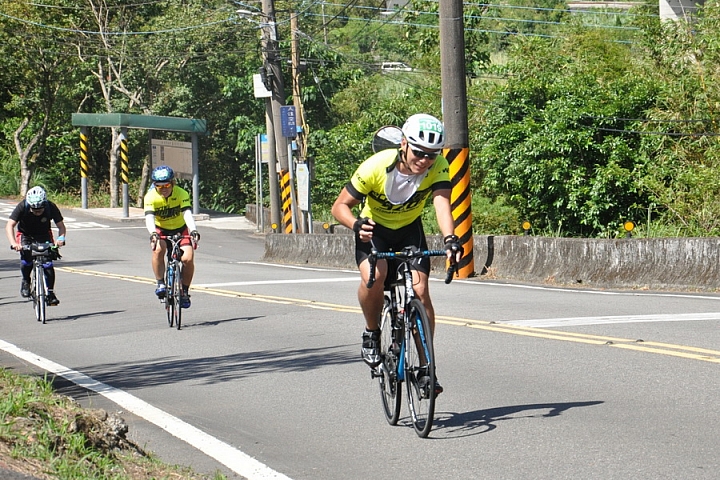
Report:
26,186,47,209
402,113,445,150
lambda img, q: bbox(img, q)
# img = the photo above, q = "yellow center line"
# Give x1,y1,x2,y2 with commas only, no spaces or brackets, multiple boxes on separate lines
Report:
58,267,720,363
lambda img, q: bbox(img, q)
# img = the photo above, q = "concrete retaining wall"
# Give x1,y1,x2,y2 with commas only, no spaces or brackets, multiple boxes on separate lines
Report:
262,233,720,291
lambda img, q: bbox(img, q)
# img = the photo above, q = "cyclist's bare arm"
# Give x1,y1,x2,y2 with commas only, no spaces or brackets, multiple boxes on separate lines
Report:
55,220,67,246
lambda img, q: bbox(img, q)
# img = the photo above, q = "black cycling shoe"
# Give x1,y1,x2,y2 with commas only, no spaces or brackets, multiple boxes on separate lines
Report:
46,291,59,306
361,329,381,367
418,369,443,398
20,281,30,298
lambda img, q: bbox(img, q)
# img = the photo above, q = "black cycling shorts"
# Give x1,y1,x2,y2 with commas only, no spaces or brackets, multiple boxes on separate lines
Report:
355,217,430,275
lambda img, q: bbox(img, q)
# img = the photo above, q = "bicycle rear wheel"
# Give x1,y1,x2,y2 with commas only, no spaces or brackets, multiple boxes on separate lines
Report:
378,296,402,425
404,298,436,438
32,265,46,324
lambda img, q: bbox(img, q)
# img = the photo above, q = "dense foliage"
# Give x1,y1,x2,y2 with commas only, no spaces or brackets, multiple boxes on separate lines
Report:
1,0,720,237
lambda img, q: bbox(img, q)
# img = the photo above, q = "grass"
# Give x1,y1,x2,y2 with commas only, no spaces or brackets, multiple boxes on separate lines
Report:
0,368,227,480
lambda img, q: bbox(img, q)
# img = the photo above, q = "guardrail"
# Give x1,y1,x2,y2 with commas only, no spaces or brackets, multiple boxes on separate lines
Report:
263,232,720,292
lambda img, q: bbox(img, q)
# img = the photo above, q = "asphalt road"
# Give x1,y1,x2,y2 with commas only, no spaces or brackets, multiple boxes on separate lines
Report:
2,201,720,479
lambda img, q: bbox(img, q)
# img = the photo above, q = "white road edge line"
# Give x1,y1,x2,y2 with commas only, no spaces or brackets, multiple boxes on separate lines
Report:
0,339,292,480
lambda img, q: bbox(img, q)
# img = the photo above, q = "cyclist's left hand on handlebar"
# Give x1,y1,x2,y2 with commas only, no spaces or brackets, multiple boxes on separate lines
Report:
190,230,200,243
149,232,160,250
443,234,463,263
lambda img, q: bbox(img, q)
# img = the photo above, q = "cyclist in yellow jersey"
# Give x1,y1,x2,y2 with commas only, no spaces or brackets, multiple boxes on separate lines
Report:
144,165,200,308
332,113,462,394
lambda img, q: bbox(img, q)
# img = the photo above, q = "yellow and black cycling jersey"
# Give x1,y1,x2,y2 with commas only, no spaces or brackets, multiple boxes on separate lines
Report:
346,148,451,230
143,185,191,231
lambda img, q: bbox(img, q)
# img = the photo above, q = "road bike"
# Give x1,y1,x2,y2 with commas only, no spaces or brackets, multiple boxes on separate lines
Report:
17,242,61,324
155,233,194,330
367,245,456,437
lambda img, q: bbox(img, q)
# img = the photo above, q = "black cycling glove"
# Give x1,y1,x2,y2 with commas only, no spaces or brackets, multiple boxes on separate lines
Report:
353,217,369,234
443,234,463,259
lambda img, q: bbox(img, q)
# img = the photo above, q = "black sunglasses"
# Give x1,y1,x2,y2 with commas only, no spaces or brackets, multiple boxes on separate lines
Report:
410,148,440,160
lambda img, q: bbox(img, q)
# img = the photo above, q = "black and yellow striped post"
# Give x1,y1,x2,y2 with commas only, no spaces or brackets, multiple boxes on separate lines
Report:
445,146,474,278
279,169,294,233
119,128,130,217
80,127,90,209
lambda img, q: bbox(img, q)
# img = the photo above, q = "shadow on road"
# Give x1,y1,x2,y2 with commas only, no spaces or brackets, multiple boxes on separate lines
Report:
73,345,357,390
430,401,604,438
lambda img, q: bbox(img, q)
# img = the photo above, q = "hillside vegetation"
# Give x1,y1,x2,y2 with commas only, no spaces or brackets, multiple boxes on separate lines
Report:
1,0,720,237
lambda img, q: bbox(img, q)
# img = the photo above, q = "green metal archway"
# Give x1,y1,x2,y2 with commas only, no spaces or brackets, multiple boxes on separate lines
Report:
71,113,208,217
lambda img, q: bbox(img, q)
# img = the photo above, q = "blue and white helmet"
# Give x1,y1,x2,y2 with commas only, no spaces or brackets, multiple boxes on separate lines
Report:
25,186,47,209
151,165,175,183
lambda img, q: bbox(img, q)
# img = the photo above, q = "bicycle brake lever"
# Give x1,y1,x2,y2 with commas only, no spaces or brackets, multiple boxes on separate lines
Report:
444,262,457,284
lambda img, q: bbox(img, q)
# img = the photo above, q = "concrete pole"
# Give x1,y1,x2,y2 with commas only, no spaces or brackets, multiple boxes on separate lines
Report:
265,100,282,229
440,0,475,277
262,0,294,233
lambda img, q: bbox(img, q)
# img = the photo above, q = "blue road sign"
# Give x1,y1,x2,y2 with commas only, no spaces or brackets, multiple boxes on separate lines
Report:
280,106,297,138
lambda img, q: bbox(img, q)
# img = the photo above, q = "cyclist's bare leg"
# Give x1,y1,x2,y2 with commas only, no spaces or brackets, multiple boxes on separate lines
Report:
358,258,387,331
180,245,194,286
151,241,167,280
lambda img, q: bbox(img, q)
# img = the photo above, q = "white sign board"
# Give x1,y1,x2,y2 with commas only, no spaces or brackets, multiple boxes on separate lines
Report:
253,74,272,98
151,139,192,180
296,163,309,211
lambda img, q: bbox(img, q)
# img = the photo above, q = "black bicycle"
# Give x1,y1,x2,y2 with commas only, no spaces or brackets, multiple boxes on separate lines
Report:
156,233,193,330
367,245,456,437
17,242,61,324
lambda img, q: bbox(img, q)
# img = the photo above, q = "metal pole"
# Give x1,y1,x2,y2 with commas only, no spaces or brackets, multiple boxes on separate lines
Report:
255,134,262,233
191,133,199,215
80,127,89,209
120,127,129,218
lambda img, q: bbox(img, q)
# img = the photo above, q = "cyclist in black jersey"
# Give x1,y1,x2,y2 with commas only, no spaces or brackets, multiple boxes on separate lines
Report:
5,186,66,305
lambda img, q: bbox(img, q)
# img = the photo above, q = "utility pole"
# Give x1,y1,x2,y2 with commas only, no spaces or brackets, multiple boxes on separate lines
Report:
440,0,474,277
291,12,311,233
262,0,296,233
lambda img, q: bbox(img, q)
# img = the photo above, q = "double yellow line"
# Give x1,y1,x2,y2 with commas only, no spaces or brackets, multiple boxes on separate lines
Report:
439,316,720,363
60,267,720,364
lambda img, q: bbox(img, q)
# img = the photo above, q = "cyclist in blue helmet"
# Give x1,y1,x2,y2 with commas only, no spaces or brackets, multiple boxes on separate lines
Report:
5,186,66,304
144,165,200,309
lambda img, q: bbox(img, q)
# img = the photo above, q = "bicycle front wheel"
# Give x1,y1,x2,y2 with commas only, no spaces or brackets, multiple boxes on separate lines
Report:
165,267,174,328
404,298,436,438
173,263,183,330
32,265,46,324
378,296,402,425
